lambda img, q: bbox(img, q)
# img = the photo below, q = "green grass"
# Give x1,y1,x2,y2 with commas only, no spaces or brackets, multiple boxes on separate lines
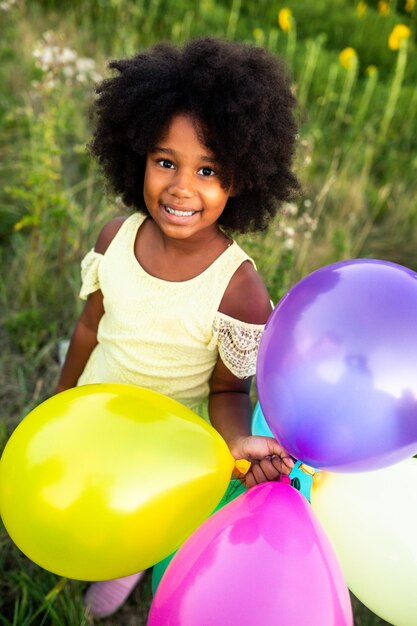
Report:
0,530,393,626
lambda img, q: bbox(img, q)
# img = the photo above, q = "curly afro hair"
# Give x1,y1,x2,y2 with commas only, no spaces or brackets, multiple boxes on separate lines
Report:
89,37,300,233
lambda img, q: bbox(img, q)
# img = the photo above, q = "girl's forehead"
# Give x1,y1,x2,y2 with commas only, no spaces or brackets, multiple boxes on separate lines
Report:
153,113,214,155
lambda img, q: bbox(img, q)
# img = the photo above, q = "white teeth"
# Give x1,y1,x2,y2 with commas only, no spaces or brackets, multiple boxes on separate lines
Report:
165,206,196,217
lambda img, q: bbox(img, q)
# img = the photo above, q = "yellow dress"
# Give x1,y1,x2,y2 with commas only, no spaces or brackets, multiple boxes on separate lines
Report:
78,213,265,418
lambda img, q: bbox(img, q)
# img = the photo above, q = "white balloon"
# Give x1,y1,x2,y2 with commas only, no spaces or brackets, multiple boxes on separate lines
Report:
311,459,417,626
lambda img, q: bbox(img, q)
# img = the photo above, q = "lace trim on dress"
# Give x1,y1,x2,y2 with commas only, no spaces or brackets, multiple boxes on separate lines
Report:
208,312,265,379
79,249,103,300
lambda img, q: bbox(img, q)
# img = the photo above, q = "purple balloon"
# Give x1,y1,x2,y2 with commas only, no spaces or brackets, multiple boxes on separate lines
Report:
257,259,417,472
148,483,353,626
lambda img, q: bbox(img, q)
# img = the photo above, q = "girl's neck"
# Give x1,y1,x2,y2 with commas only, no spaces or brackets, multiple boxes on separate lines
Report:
135,217,232,282
160,225,227,254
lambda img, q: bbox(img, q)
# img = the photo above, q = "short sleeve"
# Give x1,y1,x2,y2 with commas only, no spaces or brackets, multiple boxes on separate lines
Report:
79,249,103,300
207,312,265,378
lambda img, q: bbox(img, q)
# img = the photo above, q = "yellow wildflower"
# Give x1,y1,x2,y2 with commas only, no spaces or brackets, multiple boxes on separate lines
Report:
366,64,378,76
339,47,358,70
405,0,415,12
278,8,293,32
14,219,26,232
253,27,264,41
13,215,37,231
378,1,390,16
356,1,367,17
388,24,411,50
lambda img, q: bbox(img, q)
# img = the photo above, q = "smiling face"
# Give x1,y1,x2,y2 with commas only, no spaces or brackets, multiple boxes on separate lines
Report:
143,114,233,242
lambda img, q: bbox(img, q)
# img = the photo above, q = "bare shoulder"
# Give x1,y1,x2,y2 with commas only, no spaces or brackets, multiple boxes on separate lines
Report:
219,260,273,324
94,216,128,254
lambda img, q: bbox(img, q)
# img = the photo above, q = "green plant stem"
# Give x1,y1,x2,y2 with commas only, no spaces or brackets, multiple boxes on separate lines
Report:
286,21,297,70
336,59,358,122
316,63,339,124
226,0,241,39
353,70,378,134
379,41,408,144
267,27,279,53
298,36,324,109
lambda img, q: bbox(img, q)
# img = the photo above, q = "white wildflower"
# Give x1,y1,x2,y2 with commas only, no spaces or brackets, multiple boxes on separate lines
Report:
76,57,96,72
63,65,75,78
305,215,318,231
45,77,57,90
297,213,318,233
31,32,100,89
32,45,54,70
282,202,298,217
60,47,77,65
90,71,103,83
42,31,55,45
0,0,16,11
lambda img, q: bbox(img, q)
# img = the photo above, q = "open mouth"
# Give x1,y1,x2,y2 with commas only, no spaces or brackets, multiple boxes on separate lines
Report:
163,205,197,217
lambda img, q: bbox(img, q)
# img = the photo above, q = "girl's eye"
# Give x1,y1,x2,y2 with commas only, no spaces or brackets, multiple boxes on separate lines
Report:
198,167,215,177
157,159,175,169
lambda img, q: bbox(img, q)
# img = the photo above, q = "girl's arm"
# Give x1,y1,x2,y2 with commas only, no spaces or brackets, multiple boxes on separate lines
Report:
209,261,293,487
209,358,293,488
55,290,104,392
55,216,127,393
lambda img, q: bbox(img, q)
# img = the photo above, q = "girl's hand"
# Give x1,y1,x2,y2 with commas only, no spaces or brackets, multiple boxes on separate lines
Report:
231,435,294,489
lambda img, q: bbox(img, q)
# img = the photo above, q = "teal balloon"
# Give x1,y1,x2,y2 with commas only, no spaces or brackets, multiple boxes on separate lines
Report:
152,480,247,593
288,461,313,503
251,402,313,502
252,401,274,437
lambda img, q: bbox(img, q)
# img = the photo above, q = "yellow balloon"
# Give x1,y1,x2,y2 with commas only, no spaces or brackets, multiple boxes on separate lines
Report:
311,459,417,626
0,384,234,580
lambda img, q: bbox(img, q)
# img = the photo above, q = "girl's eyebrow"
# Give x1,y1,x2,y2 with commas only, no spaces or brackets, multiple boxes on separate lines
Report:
150,146,218,163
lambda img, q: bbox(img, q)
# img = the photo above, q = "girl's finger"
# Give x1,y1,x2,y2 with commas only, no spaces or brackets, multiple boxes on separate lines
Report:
244,471,257,488
258,457,281,481
249,462,269,485
271,455,293,476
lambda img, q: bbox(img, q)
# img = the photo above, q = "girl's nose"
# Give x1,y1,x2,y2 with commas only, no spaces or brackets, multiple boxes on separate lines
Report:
167,170,194,198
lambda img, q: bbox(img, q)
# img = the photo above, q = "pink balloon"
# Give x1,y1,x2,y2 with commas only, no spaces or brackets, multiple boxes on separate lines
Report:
148,483,353,626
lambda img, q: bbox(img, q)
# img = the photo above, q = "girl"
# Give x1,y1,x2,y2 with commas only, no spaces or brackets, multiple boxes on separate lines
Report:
56,37,299,617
